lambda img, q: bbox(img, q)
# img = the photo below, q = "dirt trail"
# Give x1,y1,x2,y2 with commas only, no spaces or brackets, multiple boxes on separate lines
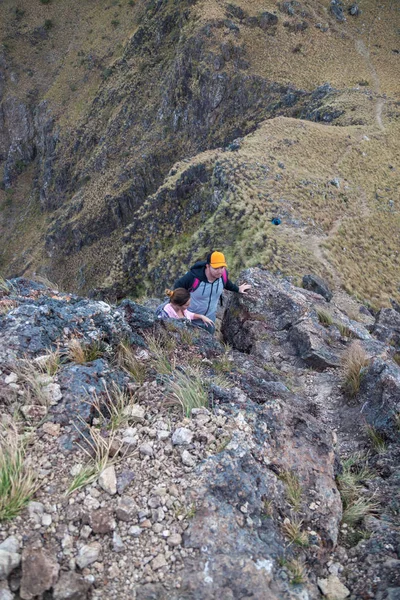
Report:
355,39,385,132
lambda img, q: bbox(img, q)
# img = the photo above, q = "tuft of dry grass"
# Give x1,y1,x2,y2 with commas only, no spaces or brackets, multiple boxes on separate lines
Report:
90,382,138,432
365,425,387,454
286,559,307,585
163,366,209,417
282,517,309,547
116,340,148,383
68,338,104,364
279,471,302,512
0,426,38,521
15,359,52,407
317,309,334,327
341,341,370,397
144,331,177,374
67,423,126,495
342,496,379,527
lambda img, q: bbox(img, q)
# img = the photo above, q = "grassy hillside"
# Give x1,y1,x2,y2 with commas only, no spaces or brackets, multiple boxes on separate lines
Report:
0,0,399,306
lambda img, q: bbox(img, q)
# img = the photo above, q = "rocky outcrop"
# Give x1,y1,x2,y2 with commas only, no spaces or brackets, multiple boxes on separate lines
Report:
0,272,399,599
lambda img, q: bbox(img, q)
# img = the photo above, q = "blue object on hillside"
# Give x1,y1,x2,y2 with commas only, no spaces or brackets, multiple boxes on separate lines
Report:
271,217,281,225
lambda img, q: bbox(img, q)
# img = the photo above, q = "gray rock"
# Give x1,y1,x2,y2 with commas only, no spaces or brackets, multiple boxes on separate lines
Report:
20,547,59,600
181,450,196,467
0,550,21,580
0,581,14,600
98,465,117,495
172,428,193,446
139,443,154,457
116,497,138,522
0,538,20,555
318,575,350,598
302,274,333,302
112,532,125,553
76,543,101,569
53,571,91,600
116,470,135,495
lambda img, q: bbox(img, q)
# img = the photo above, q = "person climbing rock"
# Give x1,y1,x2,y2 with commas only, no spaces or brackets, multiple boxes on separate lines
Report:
156,288,214,329
173,251,251,334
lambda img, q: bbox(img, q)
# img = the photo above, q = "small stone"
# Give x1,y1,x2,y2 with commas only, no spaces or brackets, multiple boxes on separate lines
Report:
139,443,154,457
172,428,193,446
41,514,52,527
98,466,117,495
70,464,83,477
148,496,161,509
157,430,170,441
123,405,145,423
80,526,92,540
28,502,44,523
167,533,182,547
20,405,47,421
116,470,135,495
108,564,120,578
88,509,116,534
116,497,138,522
83,496,100,511
317,575,350,599
76,543,102,569
5,373,18,384
42,422,61,437
0,538,20,555
128,526,142,537
169,485,179,498
151,554,167,570
42,383,62,405
181,450,196,467
112,532,125,553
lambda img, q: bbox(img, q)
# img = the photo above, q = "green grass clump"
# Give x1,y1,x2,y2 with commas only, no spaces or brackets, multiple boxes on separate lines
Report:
91,382,137,432
317,309,334,327
0,429,38,521
144,331,177,374
286,559,307,585
342,496,378,527
365,425,387,454
337,453,373,507
279,471,302,512
164,366,209,417
337,453,378,527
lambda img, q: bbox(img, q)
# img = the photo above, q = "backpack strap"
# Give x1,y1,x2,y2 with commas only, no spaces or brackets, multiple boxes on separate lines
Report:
222,269,228,286
189,277,200,293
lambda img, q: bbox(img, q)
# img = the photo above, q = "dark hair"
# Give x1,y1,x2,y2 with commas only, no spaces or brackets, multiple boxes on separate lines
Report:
165,288,190,306
206,251,215,264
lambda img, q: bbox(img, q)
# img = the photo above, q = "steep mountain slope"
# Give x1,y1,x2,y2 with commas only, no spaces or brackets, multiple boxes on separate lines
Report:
0,0,399,305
